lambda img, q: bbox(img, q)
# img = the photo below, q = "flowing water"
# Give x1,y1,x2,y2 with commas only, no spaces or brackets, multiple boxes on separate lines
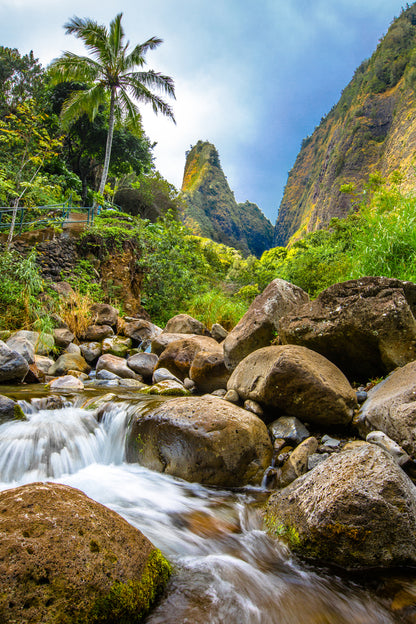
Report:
0,390,412,623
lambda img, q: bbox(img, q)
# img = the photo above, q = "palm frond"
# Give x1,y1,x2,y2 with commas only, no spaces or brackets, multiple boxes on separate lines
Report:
128,83,176,122
60,83,107,127
48,52,101,84
117,88,141,128
125,70,176,98
124,37,163,69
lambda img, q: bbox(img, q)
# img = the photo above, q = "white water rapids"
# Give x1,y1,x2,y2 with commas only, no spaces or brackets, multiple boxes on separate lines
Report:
0,395,401,623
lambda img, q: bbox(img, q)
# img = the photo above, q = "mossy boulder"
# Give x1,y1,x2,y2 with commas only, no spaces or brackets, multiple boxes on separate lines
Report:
0,482,171,623
264,444,416,569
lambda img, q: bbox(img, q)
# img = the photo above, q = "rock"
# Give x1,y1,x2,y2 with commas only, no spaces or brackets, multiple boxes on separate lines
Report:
224,389,240,404
6,334,35,364
49,281,75,298
79,341,102,363
357,361,416,457
31,395,65,411
90,302,119,328
184,377,196,391
96,369,120,380
49,375,84,391
117,378,147,390
279,277,416,381
7,330,54,357
228,345,357,427
321,434,341,449
0,340,29,382
366,430,410,466
0,394,25,423
223,278,310,371
278,437,319,487
102,336,132,358
163,313,208,336
156,335,220,381
356,389,368,404
268,416,310,445
122,319,160,347
0,482,171,623
96,354,137,379
24,363,45,384
80,324,114,342
211,323,228,342
139,380,190,396
244,399,264,417
67,370,89,381
189,347,230,393
307,452,330,471
53,327,74,349
127,352,159,379
211,388,227,397
265,444,416,569
127,395,273,487
34,355,55,375
48,353,91,377
65,343,81,355
151,332,202,356
152,367,182,384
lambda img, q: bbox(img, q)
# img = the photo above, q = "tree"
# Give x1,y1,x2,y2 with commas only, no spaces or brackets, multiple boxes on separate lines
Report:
48,13,175,200
0,47,44,116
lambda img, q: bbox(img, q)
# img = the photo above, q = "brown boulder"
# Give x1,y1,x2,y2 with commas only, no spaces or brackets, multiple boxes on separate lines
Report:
151,332,199,356
279,277,416,381
265,444,416,569
223,278,309,371
156,335,220,381
48,353,91,377
163,313,209,336
90,302,119,328
0,482,171,623
127,395,273,486
96,354,138,379
357,361,416,457
80,324,114,342
189,347,230,393
227,345,357,427
121,319,160,346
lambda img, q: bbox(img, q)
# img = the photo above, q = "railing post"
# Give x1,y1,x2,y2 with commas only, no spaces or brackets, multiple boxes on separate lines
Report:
18,207,25,234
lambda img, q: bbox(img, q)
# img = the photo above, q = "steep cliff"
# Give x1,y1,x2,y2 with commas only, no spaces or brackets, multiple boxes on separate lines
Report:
181,141,274,256
275,3,416,246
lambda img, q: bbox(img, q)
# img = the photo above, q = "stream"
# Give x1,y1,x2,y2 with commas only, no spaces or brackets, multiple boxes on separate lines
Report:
0,387,412,623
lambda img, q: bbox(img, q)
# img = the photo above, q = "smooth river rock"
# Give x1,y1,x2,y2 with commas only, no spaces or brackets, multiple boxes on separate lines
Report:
0,482,171,623
163,313,209,336
227,345,357,427
127,395,273,487
265,444,416,569
0,340,29,383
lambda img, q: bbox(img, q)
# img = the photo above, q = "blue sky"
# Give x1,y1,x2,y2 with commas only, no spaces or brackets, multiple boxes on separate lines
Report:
0,0,407,222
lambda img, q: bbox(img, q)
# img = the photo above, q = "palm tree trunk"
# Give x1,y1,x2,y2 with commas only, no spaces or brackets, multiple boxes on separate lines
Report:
97,87,116,203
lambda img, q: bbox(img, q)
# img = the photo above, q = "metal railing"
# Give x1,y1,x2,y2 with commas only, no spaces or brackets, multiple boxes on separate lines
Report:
0,201,96,233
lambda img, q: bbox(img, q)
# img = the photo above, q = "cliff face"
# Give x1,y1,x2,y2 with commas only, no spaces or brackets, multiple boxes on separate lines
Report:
275,3,416,246
181,141,274,256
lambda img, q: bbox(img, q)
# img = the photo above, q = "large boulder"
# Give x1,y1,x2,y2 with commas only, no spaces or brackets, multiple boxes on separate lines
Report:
0,340,29,383
48,353,91,377
80,325,114,342
279,277,416,381
127,395,273,487
223,279,309,371
127,352,159,380
357,361,416,457
151,332,202,356
0,482,171,623
0,394,25,423
156,335,221,381
189,347,230,393
90,302,119,328
96,354,138,379
264,444,416,569
6,334,35,364
163,313,208,336
53,327,74,349
227,345,357,427
120,319,161,347
7,330,54,357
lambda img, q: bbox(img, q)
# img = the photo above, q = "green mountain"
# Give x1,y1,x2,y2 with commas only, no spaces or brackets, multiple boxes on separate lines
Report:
180,141,274,256
275,3,416,246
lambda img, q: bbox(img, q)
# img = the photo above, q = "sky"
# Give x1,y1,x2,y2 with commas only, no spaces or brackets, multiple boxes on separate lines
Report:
0,0,408,222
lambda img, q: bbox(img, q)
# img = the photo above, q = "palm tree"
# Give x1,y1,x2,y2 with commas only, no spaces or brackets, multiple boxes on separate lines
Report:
48,13,175,201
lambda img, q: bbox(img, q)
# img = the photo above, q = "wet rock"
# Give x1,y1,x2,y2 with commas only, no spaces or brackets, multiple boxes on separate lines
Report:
127,395,273,487
321,435,341,449
211,323,228,342
279,277,416,381
53,327,74,349
96,369,120,380
223,278,310,371
244,399,264,417
265,443,416,569
49,375,84,391
139,380,190,396
80,324,114,342
90,302,119,328
366,430,410,466
127,352,159,379
277,437,319,487
356,389,368,404
102,336,132,358
117,378,147,390
79,341,102,363
189,347,230,393
227,345,357,427
152,367,182,384
156,335,220,381
24,363,45,384
0,340,29,383
48,353,91,377
269,416,310,445
163,313,208,336
121,319,160,347
357,361,416,457
31,395,66,411
0,482,171,624
96,354,137,379
0,394,25,423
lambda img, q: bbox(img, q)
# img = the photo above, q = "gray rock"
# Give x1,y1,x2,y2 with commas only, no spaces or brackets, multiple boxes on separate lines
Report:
127,352,158,379
79,342,102,363
80,325,114,342
211,389,227,398
0,340,29,383
211,323,228,342
34,355,55,375
269,416,310,445
6,335,35,364
53,327,74,349
65,343,81,355
321,435,341,449
265,443,416,569
8,330,54,357
96,369,120,380
152,367,182,384
0,394,25,423
366,430,410,466
223,278,310,371
307,453,330,471
49,375,84,391
96,354,137,380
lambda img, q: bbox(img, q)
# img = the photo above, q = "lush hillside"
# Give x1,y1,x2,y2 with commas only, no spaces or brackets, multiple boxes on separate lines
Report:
275,3,416,246
181,141,274,256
